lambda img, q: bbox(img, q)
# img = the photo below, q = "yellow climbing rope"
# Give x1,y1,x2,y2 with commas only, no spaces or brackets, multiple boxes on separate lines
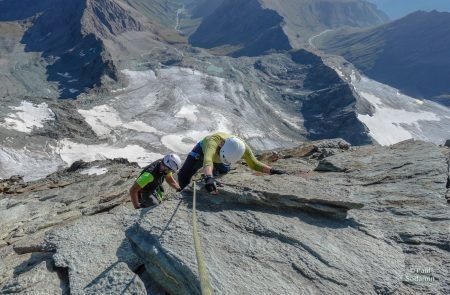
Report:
192,181,213,295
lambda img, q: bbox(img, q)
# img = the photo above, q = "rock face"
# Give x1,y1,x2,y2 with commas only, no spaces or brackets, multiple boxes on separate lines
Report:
0,159,141,293
289,50,371,145
0,139,449,294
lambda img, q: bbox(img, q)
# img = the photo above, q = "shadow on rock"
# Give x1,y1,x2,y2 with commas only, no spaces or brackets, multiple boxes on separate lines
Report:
137,185,361,230
182,190,362,230
4,252,70,295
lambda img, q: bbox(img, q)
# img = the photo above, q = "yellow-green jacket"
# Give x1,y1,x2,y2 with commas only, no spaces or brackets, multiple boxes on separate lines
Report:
200,132,265,172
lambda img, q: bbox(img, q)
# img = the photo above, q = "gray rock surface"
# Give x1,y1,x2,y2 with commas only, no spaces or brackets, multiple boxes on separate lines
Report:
46,211,145,295
0,254,69,295
0,139,449,294
127,200,404,294
125,139,449,294
0,159,144,294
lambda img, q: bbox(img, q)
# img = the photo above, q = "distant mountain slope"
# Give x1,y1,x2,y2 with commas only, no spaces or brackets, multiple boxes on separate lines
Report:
367,0,450,19
262,0,388,48
0,0,185,99
0,0,389,97
317,11,450,106
189,0,388,56
187,0,225,18
189,0,291,57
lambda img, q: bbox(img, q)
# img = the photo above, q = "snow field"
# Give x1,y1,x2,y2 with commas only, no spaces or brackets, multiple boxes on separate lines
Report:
340,69,448,146
0,65,305,180
0,145,62,181
78,105,160,138
117,68,270,152
357,92,440,145
0,101,55,133
57,139,163,168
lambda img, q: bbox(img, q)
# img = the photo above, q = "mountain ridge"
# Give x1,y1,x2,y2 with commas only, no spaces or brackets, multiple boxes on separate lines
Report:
367,0,450,19
188,0,389,56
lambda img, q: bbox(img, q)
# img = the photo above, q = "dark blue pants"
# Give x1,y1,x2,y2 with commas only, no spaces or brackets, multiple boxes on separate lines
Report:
178,143,230,190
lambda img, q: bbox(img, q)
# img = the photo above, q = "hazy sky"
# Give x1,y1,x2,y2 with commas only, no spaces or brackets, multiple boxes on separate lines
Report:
367,0,450,19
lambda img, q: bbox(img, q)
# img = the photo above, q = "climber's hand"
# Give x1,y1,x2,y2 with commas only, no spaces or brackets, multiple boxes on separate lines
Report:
205,176,219,194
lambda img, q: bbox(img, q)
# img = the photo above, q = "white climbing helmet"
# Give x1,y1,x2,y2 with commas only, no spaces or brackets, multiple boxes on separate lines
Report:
163,154,182,172
220,137,245,164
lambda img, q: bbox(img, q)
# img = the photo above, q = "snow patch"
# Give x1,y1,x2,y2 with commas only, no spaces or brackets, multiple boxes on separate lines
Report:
175,105,199,122
0,145,61,181
121,69,157,90
79,166,108,176
78,105,160,138
122,121,159,133
111,87,126,93
57,139,163,167
57,72,72,78
161,113,233,154
331,64,450,146
357,92,440,146
0,101,55,133
161,131,209,154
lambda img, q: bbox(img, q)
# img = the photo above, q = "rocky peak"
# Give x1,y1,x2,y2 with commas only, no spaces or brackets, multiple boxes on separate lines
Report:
83,0,144,38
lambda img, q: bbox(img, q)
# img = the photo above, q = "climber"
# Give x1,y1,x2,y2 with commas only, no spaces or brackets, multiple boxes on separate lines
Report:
178,132,287,194
129,154,182,209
